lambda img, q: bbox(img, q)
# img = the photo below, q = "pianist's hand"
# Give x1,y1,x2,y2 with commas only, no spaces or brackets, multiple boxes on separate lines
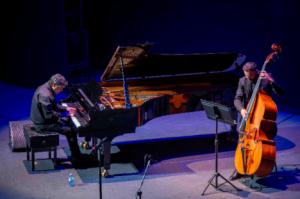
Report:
66,107,77,117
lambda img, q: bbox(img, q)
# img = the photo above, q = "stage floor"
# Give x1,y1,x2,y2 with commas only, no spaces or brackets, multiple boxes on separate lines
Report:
1,81,300,199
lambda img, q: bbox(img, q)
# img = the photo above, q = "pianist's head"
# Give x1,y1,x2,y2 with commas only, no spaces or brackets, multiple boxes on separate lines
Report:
243,62,257,80
49,73,68,94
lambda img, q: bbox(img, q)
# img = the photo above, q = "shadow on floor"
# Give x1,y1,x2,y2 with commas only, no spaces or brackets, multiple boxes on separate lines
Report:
240,166,300,193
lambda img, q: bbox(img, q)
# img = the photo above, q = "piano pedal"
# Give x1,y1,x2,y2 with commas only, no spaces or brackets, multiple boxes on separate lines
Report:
80,141,91,150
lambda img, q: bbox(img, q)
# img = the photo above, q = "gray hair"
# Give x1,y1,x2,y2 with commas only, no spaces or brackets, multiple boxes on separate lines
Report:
49,73,68,87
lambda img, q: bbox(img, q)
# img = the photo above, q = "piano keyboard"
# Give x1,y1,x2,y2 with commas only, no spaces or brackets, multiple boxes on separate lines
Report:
61,102,90,128
70,116,81,128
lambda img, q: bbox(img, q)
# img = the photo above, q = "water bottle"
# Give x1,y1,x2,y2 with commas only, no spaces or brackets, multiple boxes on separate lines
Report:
68,173,75,187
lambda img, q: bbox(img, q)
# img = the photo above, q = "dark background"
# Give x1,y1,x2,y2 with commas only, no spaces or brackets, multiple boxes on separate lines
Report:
1,0,299,111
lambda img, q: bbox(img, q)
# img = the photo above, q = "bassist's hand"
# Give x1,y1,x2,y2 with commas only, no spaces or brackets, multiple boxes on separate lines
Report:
241,109,247,118
260,71,274,83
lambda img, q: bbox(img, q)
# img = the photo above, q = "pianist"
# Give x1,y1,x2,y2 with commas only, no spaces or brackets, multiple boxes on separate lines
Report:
30,73,97,168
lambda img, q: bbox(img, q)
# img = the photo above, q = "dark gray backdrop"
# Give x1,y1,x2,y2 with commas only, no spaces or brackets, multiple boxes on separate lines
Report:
1,0,299,111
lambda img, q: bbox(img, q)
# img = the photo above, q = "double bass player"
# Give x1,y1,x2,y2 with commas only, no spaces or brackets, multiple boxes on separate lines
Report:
230,61,284,180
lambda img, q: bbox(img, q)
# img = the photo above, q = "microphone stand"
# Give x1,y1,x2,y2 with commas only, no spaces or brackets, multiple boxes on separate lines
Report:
136,154,154,199
90,137,108,199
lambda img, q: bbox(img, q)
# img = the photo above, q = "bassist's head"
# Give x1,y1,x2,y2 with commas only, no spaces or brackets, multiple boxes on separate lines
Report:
243,62,257,80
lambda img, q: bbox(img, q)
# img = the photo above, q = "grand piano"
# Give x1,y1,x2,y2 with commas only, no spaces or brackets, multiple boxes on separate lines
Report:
67,44,246,140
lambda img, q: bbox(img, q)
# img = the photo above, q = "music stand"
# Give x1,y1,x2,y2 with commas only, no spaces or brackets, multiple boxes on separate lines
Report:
200,99,240,195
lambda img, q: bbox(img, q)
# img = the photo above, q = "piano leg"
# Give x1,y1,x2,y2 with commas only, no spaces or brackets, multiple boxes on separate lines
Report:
92,137,111,177
101,140,111,177
103,140,111,170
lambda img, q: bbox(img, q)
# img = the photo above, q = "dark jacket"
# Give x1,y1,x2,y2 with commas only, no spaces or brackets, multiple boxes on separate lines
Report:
30,82,66,126
234,76,284,112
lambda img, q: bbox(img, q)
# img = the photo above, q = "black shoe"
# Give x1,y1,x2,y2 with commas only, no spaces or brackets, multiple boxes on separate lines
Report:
230,172,243,181
80,141,91,150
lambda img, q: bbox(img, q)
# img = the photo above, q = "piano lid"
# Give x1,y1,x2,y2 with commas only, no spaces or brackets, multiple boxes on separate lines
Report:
101,44,246,82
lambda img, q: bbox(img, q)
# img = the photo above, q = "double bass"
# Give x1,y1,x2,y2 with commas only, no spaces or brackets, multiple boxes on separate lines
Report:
234,43,282,177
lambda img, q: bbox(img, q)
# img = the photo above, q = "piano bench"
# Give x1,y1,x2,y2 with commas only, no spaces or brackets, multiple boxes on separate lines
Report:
23,124,59,171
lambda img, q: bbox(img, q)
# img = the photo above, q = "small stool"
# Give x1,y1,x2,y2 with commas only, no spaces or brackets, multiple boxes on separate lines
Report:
23,124,59,171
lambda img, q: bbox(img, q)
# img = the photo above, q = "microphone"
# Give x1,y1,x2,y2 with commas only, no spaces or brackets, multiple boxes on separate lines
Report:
89,137,108,155
90,145,98,155
143,154,158,166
